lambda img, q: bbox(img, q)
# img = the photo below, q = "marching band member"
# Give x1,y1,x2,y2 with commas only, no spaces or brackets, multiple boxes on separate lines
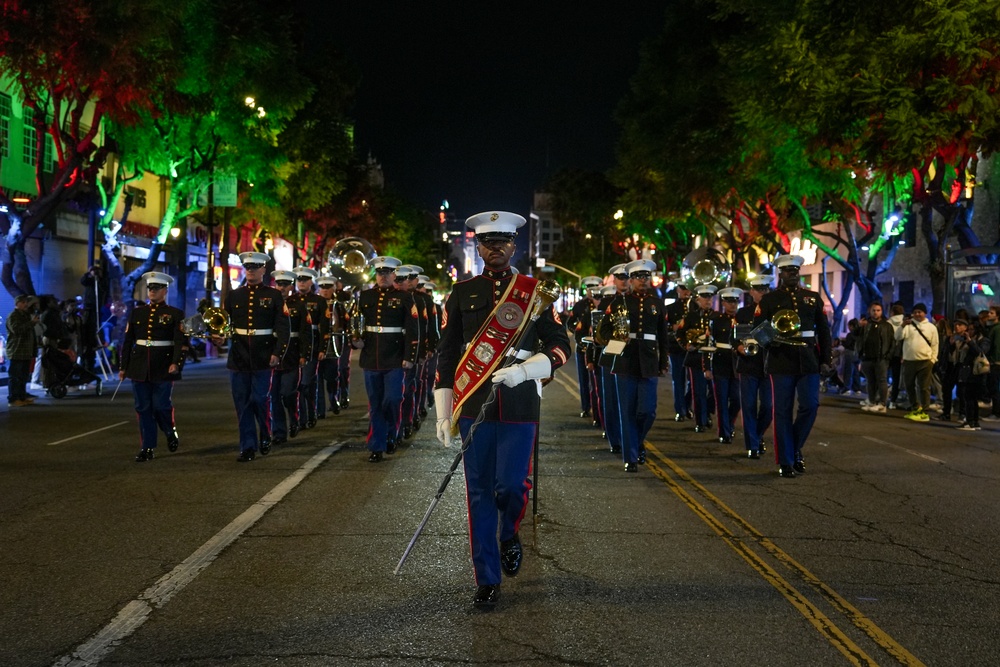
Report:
596,265,631,452
709,286,743,444
755,254,832,477
736,275,774,459
396,264,426,440
355,256,418,462
217,251,291,463
434,211,570,609
415,275,440,422
119,272,185,462
316,275,345,416
603,259,669,472
664,282,694,421
335,281,355,409
682,284,717,434
270,270,310,445
292,266,328,430
568,275,603,419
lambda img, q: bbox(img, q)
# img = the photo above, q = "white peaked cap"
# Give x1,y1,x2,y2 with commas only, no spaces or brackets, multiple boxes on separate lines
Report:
239,251,270,265
142,271,173,286
293,266,319,280
271,270,296,282
694,284,718,296
773,254,805,269
718,287,744,299
625,259,656,274
465,211,526,235
371,256,401,270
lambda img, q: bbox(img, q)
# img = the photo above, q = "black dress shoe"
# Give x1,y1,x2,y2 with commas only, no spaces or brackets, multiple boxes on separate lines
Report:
624,462,638,473
237,449,256,463
413,417,422,432
166,432,179,452
134,448,154,462
419,407,428,419
760,443,767,453
342,397,350,408
580,409,591,418
674,413,687,422
637,449,646,464
500,534,523,576
611,446,621,454
747,449,760,459
386,438,397,454
272,436,287,445
259,439,272,456
778,465,796,478
331,402,341,415
368,451,383,463
472,584,500,609
289,423,299,439
592,419,600,428
706,417,713,428
693,424,707,433
306,419,317,429
403,425,413,440
719,435,733,444
793,461,806,474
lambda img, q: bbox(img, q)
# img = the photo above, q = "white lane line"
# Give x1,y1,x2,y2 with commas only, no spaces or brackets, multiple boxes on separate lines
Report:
862,435,945,464
551,372,579,400
53,441,345,667
47,422,129,446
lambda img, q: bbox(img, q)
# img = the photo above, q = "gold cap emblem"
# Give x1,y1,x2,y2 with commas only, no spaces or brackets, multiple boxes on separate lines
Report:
490,213,499,221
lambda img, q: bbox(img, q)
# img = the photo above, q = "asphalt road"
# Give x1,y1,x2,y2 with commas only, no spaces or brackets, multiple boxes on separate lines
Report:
1,355,998,667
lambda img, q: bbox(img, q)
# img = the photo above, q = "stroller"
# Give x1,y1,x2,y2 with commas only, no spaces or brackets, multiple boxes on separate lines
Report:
42,346,103,399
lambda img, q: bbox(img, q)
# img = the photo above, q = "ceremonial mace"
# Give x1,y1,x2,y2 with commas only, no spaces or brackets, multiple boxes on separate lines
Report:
394,280,560,575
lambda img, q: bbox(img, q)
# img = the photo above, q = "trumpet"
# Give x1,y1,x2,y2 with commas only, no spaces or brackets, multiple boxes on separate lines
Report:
594,297,629,346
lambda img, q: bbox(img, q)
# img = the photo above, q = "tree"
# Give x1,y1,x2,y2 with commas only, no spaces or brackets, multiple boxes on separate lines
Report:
0,0,176,297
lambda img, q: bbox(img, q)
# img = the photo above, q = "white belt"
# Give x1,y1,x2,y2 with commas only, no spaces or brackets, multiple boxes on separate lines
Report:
289,332,300,338
513,349,531,360
233,328,273,336
628,333,658,341
799,331,816,338
311,325,320,330
715,343,732,349
365,326,403,333
134,340,174,347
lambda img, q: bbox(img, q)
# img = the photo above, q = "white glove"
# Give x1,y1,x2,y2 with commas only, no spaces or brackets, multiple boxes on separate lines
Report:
434,387,454,447
492,353,552,388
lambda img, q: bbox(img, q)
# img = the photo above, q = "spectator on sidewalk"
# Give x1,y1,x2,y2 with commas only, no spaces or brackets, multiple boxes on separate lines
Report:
895,303,938,422
6,295,40,407
859,302,895,413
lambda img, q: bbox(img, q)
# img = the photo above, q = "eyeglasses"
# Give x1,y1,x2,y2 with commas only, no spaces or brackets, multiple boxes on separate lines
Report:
275,280,293,287
375,268,395,275
477,237,514,247
243,263,265,270
394,277,408,283
721,297,740,303
147,284,167,291
614,273,629,280
631,272,652,279
295,276,312,281
778,267,800,273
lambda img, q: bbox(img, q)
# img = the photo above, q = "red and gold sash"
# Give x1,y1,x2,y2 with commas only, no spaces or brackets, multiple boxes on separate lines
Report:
451,272,539,426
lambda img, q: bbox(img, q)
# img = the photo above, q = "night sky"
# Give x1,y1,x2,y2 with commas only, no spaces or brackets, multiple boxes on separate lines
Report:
296,2,667,219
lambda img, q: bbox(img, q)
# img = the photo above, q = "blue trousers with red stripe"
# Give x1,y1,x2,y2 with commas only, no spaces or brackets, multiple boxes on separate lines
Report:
230,369,273,453
132,380,174,449
770,373,820,467
458,417,535,587
364,368,403,452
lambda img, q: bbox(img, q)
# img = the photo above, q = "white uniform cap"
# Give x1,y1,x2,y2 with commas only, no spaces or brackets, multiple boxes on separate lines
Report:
694,284,718,297
142,271,173,287
400,264,423,275
417,274,430,283
582,275,603,288
465,211,526,236
371,256,401,270
239,251,270,266
394,265,416,278
316,275,337,287
293,266,319,280
421,281,436,290
600,285,618,296
773,254,805,269
718,287,744,299
748,275,773,288
625,259,656,274
609,263,628,276
271,270,296,282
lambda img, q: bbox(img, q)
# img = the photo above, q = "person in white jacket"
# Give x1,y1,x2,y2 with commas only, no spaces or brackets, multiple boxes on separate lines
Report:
894,303,939,421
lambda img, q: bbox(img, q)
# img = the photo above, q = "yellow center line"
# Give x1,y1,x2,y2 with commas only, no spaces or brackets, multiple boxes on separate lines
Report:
646,441,926,667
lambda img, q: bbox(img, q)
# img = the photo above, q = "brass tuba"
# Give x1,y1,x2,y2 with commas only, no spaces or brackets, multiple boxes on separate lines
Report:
737,308,806,355
348,296,364,341
326,237,377,288
680,247,731,289
180,306,232,338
